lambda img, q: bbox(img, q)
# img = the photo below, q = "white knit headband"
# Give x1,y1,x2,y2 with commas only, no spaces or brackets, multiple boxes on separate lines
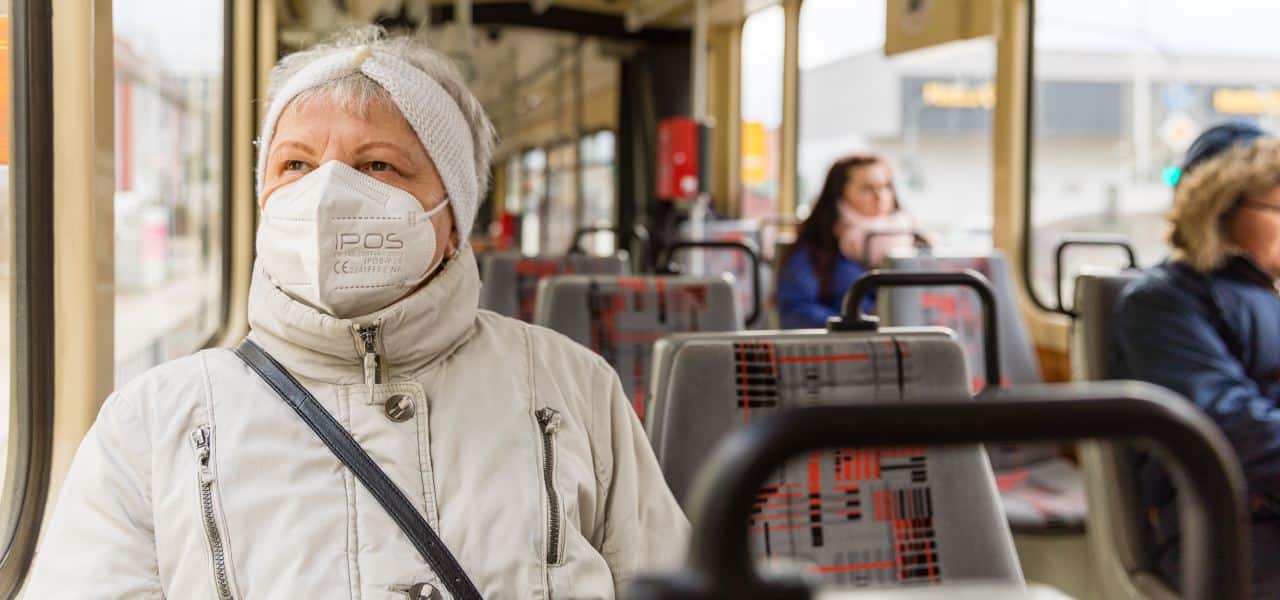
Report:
255,45,479,241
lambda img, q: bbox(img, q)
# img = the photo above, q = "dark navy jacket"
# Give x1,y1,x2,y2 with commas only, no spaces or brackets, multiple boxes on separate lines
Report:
1115,257,1280,596
776,245,871,329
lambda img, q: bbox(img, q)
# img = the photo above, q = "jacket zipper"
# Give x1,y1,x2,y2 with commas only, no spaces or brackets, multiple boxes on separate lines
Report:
355,322,382,403
190,425,235,600
535,407,564,565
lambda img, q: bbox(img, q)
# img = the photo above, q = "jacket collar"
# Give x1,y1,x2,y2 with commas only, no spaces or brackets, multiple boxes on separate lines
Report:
247,246,480,385
1219,254,1276,289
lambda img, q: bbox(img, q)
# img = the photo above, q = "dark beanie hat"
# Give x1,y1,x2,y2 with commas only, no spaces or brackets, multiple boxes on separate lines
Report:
1179,121,1267,184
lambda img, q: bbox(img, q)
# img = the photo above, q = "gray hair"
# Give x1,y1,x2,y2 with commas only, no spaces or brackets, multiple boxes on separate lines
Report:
262,25,496,199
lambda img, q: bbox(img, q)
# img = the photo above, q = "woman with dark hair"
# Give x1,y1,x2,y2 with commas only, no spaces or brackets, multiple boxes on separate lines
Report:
776,154,917,329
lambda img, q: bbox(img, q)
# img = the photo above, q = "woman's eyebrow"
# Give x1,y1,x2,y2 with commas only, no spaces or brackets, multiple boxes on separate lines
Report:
268,139,317,162
355,141,418,164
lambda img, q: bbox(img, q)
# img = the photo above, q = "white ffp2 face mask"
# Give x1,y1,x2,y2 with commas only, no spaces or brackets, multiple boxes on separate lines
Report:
257,160,451,318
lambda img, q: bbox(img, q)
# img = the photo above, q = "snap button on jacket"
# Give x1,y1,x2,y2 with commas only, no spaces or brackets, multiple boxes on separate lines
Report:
26,247,690,599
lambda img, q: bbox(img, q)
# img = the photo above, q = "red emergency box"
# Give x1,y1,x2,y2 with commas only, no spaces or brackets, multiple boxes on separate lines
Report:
656,117,710,201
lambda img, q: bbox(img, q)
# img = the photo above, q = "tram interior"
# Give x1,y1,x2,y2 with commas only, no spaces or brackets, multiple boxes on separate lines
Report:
0,0,1272,598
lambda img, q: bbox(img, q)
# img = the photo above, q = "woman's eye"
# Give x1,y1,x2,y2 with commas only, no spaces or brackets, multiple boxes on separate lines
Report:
365,161,395,173
283,160,310,172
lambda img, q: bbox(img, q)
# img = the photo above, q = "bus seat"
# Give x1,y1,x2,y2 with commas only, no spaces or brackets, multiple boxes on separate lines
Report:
478,252,627,322
1071,273,1174,600
879,252,1083,534
631,382,1247,600
880,251,1040,388
1070,272,1138,381
533,275,740,420
648,327,1021,587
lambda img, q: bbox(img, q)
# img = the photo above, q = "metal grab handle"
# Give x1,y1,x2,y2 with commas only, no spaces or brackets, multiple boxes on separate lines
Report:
860,229,932,266
657,240,763,327
568,225,650,257
628,382,1249,600
1053,235,1139,316
830,270,1000,392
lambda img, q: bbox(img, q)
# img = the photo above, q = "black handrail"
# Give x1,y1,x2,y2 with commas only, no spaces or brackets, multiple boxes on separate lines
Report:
629,382,1248,600
829,270,1000,392
860,229,932,266
657,240,763,327
1053,234,1139,317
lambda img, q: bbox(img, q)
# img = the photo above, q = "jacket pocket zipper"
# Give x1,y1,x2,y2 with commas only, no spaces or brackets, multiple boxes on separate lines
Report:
535,407,564,565
191,425,236,600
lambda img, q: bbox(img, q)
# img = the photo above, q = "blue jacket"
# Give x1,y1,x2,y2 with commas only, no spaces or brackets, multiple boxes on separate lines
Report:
776,245,871,329
1115,257,1280,596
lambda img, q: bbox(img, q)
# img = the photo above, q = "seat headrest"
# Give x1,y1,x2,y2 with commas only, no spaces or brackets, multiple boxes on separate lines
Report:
478,253,627,321
1071,272,1141,381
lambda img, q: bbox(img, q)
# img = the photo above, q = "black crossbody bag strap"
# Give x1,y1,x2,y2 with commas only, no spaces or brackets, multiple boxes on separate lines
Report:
233,339,483,600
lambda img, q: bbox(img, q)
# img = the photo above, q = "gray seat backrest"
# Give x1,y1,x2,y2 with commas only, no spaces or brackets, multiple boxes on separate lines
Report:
880,252,1041,389
1072,272,1158,584
880,253,1051,472
650,327,1022,587
1071,272,1139,381
478,253,627,322
534,275,740,419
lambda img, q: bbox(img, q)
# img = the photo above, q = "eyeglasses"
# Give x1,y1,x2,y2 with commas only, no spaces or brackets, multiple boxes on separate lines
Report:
1242,201,1280,215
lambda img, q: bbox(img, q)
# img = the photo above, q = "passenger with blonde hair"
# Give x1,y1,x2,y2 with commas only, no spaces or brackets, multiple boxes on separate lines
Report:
1114,122,1280,597
25,27,687,598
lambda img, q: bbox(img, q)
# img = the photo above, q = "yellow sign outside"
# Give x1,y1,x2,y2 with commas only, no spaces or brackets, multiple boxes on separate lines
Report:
741,120,768,185
921,80,995,110
1213,88,1280,116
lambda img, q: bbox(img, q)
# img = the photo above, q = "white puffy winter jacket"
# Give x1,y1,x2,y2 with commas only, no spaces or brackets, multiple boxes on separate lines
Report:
25,248,690,599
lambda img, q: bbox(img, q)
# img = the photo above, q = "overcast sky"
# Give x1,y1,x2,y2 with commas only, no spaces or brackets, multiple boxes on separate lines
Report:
114,0,223,75
744,0,1280,125
112,0,1280,118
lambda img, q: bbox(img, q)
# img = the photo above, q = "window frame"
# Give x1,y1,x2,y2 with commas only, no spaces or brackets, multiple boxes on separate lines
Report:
544,137,581,253
577,127,617,216
1019,0,1155,315
1020,0,1053,313
195,0,237,351
737,3,787,220
0,0,54,593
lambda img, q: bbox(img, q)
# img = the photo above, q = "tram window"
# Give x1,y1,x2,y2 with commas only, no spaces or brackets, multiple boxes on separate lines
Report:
113,0,227,385
546,142,578,254
521,148,547,256
797,0,994,252
1028,0,1280,306
580,130,617,255
740,5,784,219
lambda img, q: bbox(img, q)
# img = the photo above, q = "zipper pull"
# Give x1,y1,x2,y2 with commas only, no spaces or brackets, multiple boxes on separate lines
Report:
536,407,561,434
189,426,215,484
354,322,382,403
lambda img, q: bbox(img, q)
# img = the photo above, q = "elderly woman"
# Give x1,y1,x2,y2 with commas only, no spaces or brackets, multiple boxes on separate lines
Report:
27,29,687,598
1114,122,1280,597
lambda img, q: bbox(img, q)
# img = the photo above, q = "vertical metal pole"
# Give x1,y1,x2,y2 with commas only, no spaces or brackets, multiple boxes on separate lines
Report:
456,0,471,48
692,0,708,121
993,0,1033,306
1131,0,1151,182
574,37,586,248
456,0,472,80
778,0,801,220
689,0,709,271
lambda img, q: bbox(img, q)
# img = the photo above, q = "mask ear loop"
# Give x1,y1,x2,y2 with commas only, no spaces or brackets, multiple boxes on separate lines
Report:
419,196,455,279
